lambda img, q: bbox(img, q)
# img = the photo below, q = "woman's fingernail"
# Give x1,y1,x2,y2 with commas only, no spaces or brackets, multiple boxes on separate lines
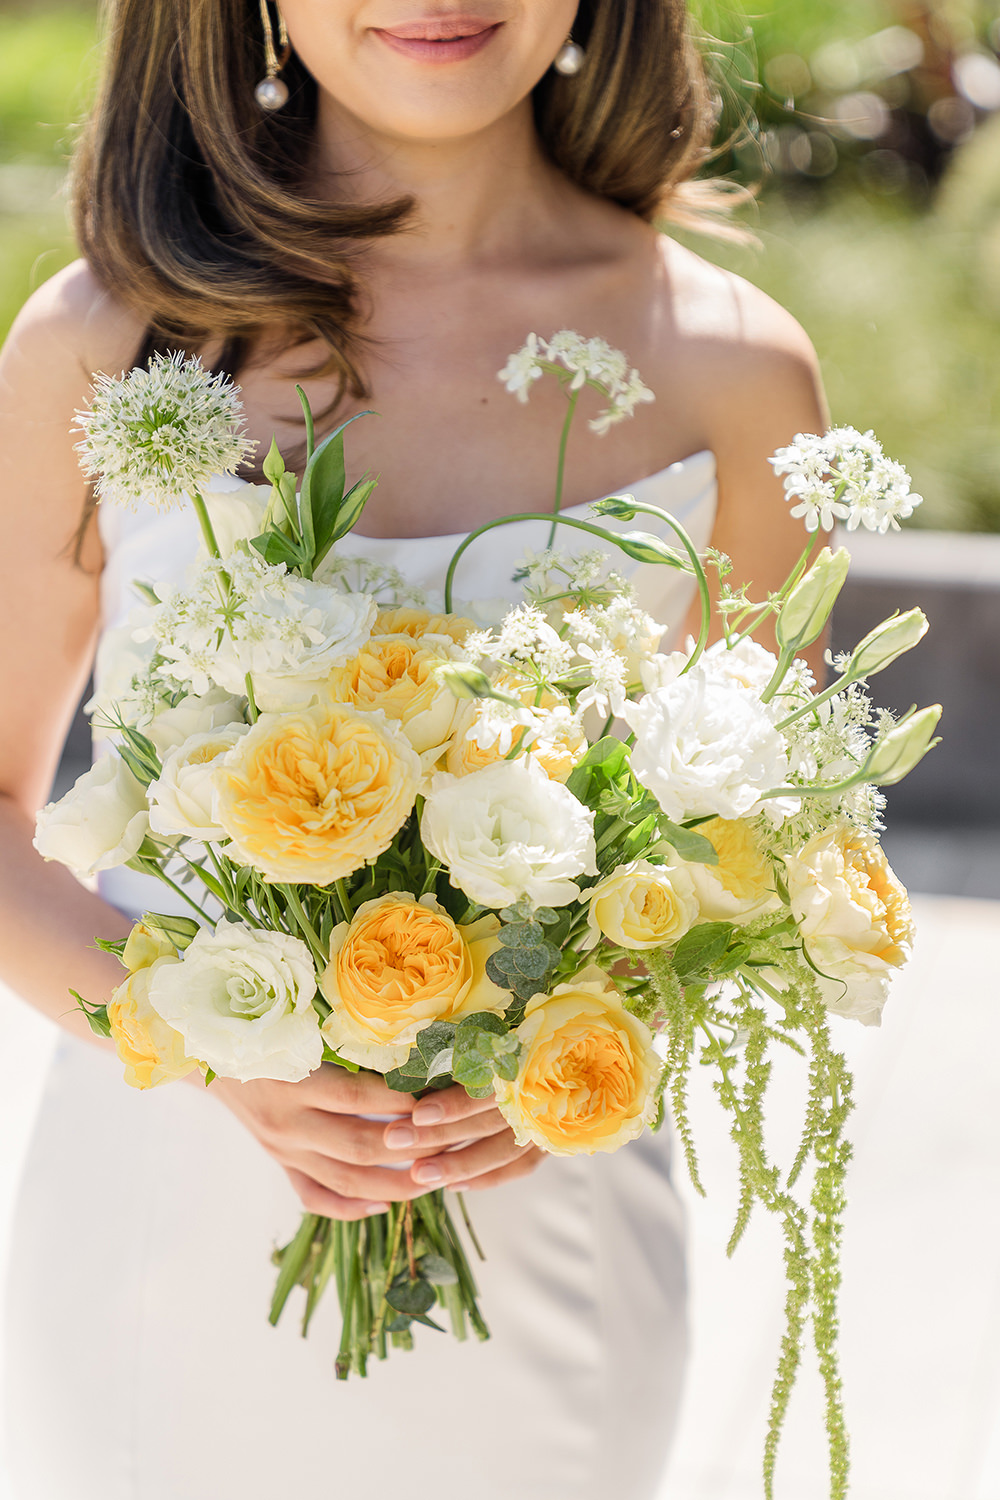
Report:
412,1162,445,1185
385,1125,416,1148
411,1102,444,1126
365,1203,390,1215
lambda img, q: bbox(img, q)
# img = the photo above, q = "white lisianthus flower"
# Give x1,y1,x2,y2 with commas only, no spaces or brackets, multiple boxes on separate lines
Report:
624,669,794,825
701,637,782,696
148,725,250,841
783,825,914,1027
421,760,598,909
148,923,322,1082
144,687,247,755
74,351,254,512
33,753,149,878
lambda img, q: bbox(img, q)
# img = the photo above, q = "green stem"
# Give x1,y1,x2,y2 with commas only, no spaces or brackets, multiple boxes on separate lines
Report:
335,879,354,922
596,497,712,673
144,865,212,921
547,389,580,548
244,672,259,725
295,384,316,465
444,512,665,615
190,490,232,593
278,885,327,965
774,669,855,732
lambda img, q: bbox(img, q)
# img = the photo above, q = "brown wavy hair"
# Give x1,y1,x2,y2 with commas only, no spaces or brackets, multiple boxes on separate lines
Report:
73,0,720,401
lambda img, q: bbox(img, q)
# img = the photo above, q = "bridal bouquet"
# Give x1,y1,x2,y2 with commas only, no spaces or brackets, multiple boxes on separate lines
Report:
35,333,939,1500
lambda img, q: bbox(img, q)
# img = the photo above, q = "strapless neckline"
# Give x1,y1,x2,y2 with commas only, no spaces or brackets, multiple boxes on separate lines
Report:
208,448,716,547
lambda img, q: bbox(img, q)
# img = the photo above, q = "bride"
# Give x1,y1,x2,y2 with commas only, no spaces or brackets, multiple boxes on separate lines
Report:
0,2,827,1496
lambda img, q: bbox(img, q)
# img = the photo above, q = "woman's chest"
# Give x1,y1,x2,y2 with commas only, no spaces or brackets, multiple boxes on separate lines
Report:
232,258,709,539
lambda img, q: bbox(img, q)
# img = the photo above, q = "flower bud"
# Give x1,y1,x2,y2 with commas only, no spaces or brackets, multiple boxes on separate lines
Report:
434,662,520,705
776,547,851,651
122,921,180,974
590,495,638,521
615,531,686,569
847,608,928,678
863,704,942,786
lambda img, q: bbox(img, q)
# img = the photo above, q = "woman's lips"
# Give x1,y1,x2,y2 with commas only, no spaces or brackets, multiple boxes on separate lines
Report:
372,19,501,63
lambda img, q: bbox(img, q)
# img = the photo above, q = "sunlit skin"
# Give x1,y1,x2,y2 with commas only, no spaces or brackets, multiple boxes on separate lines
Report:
0,0,828,1221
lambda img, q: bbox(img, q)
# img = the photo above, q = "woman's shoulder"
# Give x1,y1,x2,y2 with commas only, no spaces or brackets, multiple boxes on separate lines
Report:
5,258,145,381
650,232,826,439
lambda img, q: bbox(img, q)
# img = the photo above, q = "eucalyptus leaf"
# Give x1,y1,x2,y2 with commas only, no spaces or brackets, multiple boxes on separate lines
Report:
424,1046,454,1081
385,1277,436,1316
416,1022,456,1066
418,1254,459,1286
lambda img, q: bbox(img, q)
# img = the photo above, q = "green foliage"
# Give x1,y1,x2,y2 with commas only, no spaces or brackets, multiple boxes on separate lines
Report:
643,931,854,1500
70,988,110,1038
485,908,562,1009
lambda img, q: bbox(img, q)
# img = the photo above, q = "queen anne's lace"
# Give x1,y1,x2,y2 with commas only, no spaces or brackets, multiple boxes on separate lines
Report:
75,351,255,512
498,330,654,433
769,426,922,533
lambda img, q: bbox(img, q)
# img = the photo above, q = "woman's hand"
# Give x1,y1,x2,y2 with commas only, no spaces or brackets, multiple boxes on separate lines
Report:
210,1063,541,1221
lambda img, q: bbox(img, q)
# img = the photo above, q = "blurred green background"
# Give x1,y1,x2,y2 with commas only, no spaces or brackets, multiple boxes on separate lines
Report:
0,0,998,531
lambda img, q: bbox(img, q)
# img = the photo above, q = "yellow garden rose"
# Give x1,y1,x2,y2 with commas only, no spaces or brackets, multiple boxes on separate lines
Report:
685,818,780,924
374,608,474,645
495,971,662,1156
783,825,914,1024
584,858,699,950
326,627,468,760
107,922,199,1090
319,893,510,1070
213,703,420,885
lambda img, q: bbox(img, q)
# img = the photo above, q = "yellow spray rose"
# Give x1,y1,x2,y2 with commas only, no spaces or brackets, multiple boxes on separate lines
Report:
783,825,914,1024
213,703,420,885
584,857,699,950
107,921,199,1090
319,893,510,1070
685,818,780,924
495,971,662,1156
326,629,468,760
445,680,587,783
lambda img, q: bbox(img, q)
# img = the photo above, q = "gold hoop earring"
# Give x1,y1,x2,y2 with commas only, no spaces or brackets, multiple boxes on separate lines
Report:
255,0,292,112
553,34,585,76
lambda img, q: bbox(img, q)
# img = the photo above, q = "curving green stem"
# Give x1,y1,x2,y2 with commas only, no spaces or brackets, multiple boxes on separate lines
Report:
593,497,712,673
444,511,685,615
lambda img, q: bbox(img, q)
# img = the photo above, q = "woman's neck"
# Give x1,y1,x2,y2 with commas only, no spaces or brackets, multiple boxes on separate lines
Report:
310,95,578,273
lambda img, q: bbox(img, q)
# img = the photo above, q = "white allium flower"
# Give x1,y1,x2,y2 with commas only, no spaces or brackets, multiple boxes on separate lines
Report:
147,923,322,1083
421,760,598,909
75,351,255,512
769,427,921,534
497,330,654,432
624,668,795,824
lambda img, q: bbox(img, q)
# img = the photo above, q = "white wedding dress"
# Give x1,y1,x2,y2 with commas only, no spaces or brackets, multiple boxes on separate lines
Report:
3,452,717,1500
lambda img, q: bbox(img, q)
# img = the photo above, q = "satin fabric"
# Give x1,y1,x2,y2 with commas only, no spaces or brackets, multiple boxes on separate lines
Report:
4,453,716,1499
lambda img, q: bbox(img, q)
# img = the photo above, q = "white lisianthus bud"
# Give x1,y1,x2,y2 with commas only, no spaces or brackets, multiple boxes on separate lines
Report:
862,704,942,786
434,661,521,705
776,547,851,652
846,608,929,679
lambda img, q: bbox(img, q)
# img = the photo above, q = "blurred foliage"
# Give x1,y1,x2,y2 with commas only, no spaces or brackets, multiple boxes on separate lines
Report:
0,0,996,530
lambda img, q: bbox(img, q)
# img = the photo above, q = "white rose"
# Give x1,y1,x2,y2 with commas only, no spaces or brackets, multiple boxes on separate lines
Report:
145,687,246,755
624,669,793,824
148,725,250,841
421,760,598,909
33,753,149,878
148,923,322,1082
784,826,913,1027
583,857,699,950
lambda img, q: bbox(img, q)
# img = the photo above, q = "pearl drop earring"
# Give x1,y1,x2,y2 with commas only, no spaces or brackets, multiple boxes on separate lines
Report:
553,35,585,76
255,0,292,112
